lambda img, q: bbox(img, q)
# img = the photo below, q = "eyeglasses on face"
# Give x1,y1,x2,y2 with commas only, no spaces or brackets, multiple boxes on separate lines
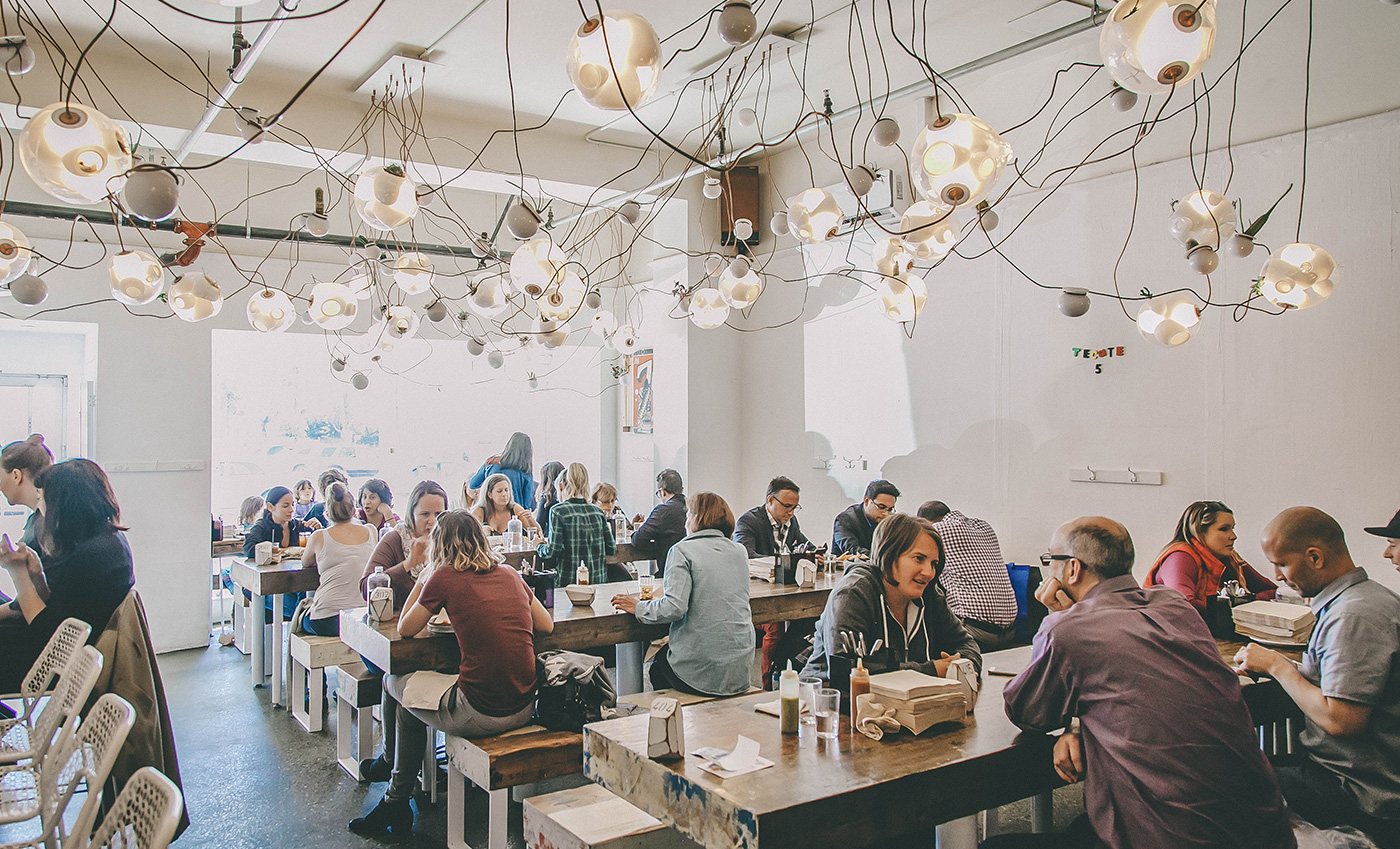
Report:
1040,553,1074,569
772,498,801,512
870,500,895,513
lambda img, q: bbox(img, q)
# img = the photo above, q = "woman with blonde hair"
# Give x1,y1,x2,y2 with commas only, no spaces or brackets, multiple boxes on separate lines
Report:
350,511,552,838
1145,500,1276,612
472,473,540,536
536,463,614,586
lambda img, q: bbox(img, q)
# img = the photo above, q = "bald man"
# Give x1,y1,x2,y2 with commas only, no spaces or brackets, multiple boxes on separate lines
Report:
1235,507,1400,847
991,517,1292,849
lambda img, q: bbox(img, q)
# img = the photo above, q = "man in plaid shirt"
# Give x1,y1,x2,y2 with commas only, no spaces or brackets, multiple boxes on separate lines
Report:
918,501,1019,650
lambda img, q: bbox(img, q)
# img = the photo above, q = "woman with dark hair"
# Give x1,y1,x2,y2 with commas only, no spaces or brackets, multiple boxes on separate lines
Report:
1145,500,1276,612
350,511,552,837
471,473,538,536
466,432,536,511
0,459,135,691
534,460,565,532
301,483,376,636
240,486,316,620
614,492,753,697
802,512,980,685
356,479,399,532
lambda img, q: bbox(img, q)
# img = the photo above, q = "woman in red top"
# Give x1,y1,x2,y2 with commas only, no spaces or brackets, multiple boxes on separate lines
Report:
350,510,553,838
1145,500,1277,611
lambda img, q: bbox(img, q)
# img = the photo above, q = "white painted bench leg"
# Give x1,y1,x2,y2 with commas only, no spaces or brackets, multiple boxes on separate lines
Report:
1031,791,1054,832
307,667,324,732
488,787,508,849
232,601,250,655
337,695,355,776
271,594,285,707
936,814,979,849
615,640,645,696
447,761,467,849
291,660,308,730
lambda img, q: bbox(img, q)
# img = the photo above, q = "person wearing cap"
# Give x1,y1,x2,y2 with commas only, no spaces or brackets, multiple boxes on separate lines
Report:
1367,509,1400,571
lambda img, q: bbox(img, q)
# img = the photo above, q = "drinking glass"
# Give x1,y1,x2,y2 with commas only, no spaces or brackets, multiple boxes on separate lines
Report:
815,689,841,739
797,675,821,726
639,575,657,601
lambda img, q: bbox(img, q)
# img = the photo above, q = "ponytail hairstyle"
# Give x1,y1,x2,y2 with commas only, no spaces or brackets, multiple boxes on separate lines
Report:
1,434,54,479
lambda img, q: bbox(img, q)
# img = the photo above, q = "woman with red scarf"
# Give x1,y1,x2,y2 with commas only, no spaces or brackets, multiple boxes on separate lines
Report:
1145,500,1277,611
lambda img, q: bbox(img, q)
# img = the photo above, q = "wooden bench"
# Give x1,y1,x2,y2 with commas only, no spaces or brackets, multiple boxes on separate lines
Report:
330,662,381,778
289,633,359,732
445,726,584,849
524,784,692,849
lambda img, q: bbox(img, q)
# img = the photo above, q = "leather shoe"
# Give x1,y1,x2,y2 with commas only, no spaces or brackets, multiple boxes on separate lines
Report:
358,754,392,783
349,795,413,839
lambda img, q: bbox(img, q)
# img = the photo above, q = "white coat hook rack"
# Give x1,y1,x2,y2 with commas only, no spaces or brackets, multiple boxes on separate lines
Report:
1069,466,1162,486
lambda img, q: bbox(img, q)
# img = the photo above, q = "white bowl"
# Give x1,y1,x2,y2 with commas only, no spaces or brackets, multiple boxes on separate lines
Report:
564,585,596,605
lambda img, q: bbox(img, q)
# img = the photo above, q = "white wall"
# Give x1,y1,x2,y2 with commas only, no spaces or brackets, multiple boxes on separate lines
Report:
731,109,1400,592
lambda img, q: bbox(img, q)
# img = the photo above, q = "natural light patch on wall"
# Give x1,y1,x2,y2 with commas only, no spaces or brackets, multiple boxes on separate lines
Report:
211,330,604,520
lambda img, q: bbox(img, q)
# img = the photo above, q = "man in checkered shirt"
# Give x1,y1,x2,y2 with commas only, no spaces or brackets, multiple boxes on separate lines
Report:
917,501,1019,650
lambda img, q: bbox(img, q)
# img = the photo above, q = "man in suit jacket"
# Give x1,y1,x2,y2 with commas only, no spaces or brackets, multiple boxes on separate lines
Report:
632,469,686,577
735,476,818,685
832,479,900,558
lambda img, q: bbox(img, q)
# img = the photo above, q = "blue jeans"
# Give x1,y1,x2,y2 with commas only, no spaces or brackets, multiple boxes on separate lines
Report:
302,615,339,637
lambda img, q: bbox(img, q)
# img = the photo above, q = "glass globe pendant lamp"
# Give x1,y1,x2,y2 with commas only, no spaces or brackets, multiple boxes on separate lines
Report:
18,102,133,204
785,187,843,244
719,263,763,309
107,250,164,305
0,220,31,284
393,252,434,295
899,201,959,260
1167,189,1236,250
1100,0,1218,96
352,165,418,231
910,106,1012,211
308,281,358,330
688,288,730,329
566,10,662,111
168,272,223,322
1259,243,1336,310
246,288,296,333
1136,292,1201,346
875,271,928,324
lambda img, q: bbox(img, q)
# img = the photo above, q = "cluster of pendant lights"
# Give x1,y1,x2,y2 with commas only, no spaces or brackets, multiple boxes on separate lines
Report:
0,0,1340,361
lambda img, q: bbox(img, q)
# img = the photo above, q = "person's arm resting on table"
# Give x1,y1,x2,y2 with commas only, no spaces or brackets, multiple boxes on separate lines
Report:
1234,642,1373,737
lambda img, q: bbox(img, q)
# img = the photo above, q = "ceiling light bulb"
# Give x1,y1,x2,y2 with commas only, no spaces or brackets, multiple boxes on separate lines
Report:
1226,233,1255,258
733,218,755,241
119,164,180,222
769,212,788,236
0,221,32,284
470,275,509,317
728,255,751,278
688,288,730,329
351,371,369,390
234,106,265,143
871,236,914,277
487,350,505,369
504,201,541,240
911,110,1012,211
1100,0,1218,96
331,358,346,372
1168,188,1237,250
510,237,570,297
717,0,757,46
1109,84,1138,112
1136,293,1201,346
566,9,663,111
1259,242,1337,310
735,107,758,128
1187,245,1218,275
247,288,296,333
352,165,418,231
875,271,928,324
592,309,618,337
393,252,434,295
719,266,763,309
976,200,999,231
426,300,449,323
786,187,843,244
18,102,133,204
107,249,164,305
1058,288,1091,317
847,165,876,198
899,201,958,260
8,273,46,305
385,304,421,339
611,325,640,353
872,116,900,147
301,212,330,237
584,289,603,309
618,200,642,225
168,272,223,322
466,337,485,356
702,176,723,199
0,36,35,76
308,281,358,329
537,270,586,321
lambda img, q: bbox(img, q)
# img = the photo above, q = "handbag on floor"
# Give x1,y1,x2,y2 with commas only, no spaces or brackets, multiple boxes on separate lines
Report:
533,650,617,732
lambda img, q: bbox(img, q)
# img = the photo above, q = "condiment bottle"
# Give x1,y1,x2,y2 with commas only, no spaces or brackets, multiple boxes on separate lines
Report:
779,662,800,734
850,658,870,707
577,561,589,585
506,514,524,550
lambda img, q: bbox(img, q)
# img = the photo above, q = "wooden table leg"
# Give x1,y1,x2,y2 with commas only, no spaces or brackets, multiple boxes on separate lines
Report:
249,592,265,688
616,640,645,696
271,594,285,706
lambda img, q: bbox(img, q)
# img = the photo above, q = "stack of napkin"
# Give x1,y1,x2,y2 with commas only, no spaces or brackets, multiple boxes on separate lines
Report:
868,670,966,735
747,557,775,582
1232,600,1316,644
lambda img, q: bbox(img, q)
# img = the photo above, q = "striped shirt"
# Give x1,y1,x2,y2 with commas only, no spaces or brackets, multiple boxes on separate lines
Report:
537,498,616,586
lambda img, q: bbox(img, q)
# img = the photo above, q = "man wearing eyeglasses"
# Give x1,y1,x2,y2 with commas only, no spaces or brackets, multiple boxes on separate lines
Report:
831,480,899,559
988,516,1293,849
631,469,686,578
736,476,817,683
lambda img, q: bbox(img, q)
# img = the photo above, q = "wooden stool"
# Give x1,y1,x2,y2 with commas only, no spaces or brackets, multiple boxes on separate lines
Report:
524,784,692,849
289,633,357,732
331,662,382,778
445,726,583,849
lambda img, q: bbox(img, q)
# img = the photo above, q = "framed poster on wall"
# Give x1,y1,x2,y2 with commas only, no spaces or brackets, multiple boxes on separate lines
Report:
632,349,653,434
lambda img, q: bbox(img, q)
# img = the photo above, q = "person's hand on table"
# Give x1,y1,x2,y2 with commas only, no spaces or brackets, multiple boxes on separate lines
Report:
611,594,638,614
1053,731,1084,784
1036,576,1075,612
1233,643,1287,680
933,651,962,677
304,518,323,530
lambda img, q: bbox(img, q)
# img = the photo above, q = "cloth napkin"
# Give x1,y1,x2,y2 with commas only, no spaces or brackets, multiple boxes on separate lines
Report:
855,694,901,740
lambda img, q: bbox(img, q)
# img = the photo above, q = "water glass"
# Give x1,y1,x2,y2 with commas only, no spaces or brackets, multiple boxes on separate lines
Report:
797,676,821,726
815,688,841,739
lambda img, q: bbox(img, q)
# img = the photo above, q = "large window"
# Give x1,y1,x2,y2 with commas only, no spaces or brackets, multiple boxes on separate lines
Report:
211,330,604,522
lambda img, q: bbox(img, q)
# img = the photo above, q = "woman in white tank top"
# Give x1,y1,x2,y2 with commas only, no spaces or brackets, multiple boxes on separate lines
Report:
301,482,378,636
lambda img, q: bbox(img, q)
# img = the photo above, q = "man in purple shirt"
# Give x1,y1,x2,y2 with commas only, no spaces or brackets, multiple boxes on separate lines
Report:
986,516,1294,849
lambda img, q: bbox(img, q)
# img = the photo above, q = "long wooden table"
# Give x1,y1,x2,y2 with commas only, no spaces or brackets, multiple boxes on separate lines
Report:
212,537,244,557
340,573,837,694
226,558,320,706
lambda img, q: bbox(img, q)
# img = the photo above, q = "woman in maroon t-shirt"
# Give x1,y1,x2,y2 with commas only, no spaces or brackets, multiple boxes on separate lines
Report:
350,510,553,838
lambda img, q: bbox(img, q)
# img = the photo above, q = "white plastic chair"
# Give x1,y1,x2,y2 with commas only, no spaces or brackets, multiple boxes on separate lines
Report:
0,693,135,848
79,767,183,849
0,647,103,767
0,619,93,723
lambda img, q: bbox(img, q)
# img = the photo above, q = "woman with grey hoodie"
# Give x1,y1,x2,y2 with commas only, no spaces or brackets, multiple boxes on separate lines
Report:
803,512,981,683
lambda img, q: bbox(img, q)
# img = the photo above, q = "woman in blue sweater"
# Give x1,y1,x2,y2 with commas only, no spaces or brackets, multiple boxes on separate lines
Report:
466,432,535,511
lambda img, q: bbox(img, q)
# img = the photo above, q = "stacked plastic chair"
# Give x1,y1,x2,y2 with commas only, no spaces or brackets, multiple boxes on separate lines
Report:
77,767,183,849
0,620,92,724
0,647,103,767
0,693,135,848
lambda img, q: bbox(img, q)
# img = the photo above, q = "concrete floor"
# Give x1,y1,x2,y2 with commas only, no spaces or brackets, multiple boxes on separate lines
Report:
149,642,1084,847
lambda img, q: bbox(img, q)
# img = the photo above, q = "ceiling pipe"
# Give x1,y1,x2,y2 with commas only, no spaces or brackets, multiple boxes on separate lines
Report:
173,0,301,164
559,9,1105,229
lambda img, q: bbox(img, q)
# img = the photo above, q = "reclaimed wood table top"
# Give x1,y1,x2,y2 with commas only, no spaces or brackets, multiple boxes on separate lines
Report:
212,538,244,557
340,573,837,675
583,645,1057,849
496,542,640,570
227,557,320,597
